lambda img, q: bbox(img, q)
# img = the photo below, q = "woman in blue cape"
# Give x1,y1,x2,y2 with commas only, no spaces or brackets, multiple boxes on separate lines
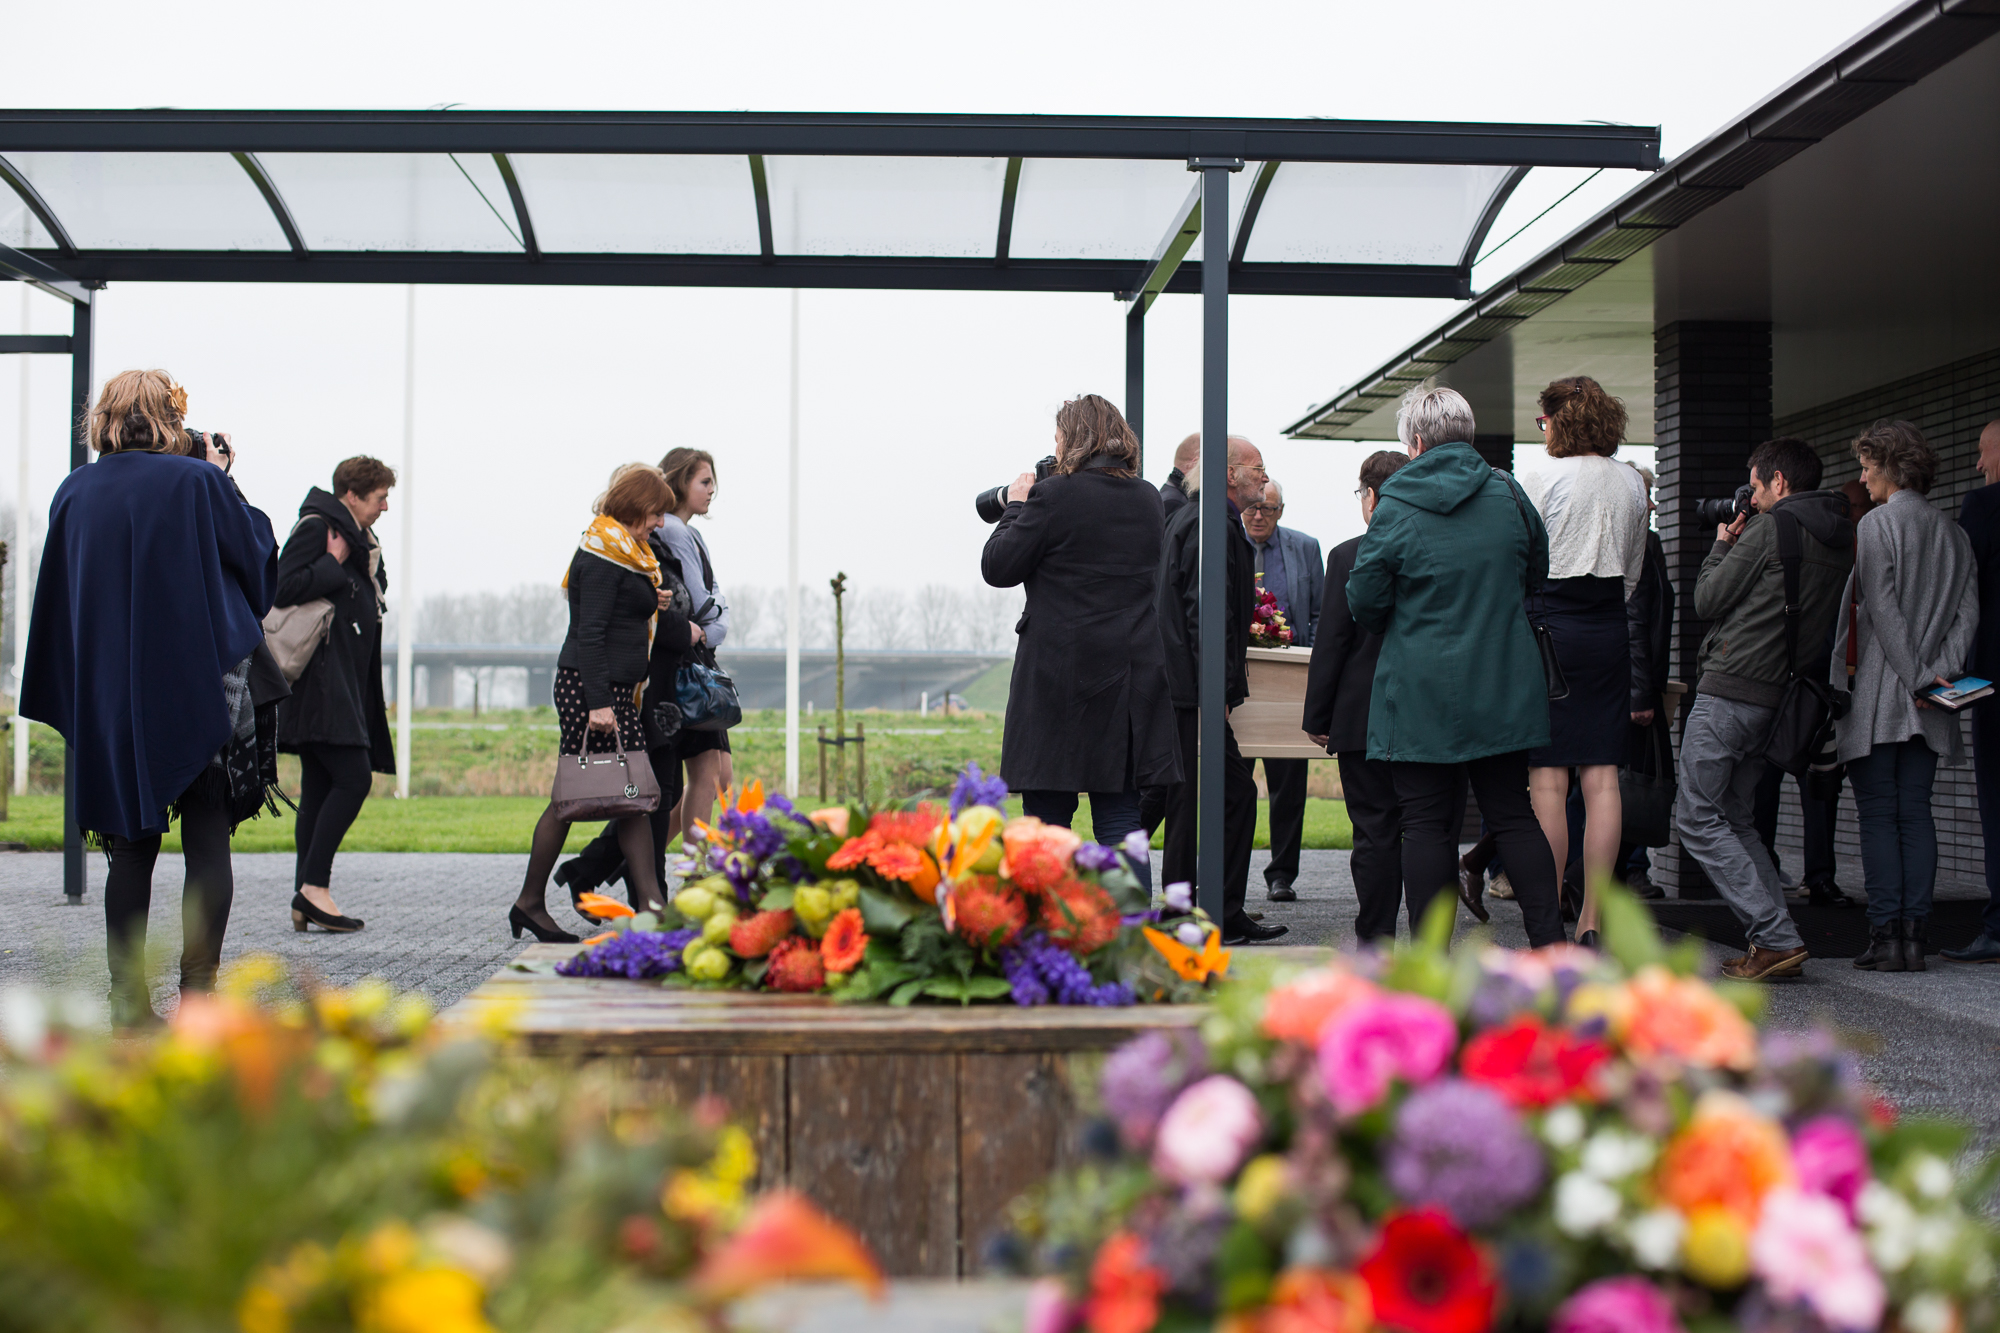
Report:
21,369,280,1028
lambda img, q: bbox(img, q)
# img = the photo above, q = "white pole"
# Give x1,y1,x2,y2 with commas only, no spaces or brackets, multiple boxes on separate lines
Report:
395,285,416,799
784,288,801,798
12,284,29,795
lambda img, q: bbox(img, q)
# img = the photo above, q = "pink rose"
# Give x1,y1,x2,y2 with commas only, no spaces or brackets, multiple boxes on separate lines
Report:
1317,992,1458,1117
1152,1075,1263,1186
1791,1115,1870,1219
1751,1188,1884,1332
1552,1276,1681,1333
1024,1277,1079,1333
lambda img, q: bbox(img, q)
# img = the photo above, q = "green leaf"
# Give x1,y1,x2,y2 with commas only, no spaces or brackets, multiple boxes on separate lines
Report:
1214,1221,1276,1311
888,978,928,1007
859,884,920,934
1597,877,1667,972
920,975,1014,1006
743,957,771,985
758,885,796,912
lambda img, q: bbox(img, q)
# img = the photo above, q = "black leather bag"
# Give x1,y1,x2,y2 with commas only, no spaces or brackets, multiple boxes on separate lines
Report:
675,651,742,732
1619,716,1676,848
1494,469,1570,701
1763,509,1850,782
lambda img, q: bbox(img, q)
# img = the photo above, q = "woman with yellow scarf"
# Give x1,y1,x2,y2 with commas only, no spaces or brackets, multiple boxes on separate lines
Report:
509,464,681,943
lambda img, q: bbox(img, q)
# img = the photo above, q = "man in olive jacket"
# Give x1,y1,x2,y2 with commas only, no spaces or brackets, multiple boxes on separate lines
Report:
1345,386,1566,947
1678,438,1854,982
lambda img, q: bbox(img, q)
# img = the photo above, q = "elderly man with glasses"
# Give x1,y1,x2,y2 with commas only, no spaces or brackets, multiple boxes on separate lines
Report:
1242,480,1324,901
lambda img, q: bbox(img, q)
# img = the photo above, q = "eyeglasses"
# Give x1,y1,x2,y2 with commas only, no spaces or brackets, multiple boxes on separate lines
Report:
1232,463,1269,478
1535,416,1550,433
1244,504,1282,516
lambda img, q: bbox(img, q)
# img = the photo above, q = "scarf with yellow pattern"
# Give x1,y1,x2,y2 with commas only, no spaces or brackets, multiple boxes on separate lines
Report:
565,514,663,700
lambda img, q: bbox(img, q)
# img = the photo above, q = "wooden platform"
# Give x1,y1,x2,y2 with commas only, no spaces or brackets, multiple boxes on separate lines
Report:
443,945,1212,1277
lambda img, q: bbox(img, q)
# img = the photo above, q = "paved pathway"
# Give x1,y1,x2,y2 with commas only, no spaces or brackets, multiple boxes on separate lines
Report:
4,848,1996,1138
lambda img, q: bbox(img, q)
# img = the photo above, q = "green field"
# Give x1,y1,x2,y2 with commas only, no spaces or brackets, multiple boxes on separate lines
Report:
0,707,1353,853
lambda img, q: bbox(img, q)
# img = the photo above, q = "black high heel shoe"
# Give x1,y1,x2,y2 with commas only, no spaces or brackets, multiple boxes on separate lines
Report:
509,904,580,944
292,892,364,933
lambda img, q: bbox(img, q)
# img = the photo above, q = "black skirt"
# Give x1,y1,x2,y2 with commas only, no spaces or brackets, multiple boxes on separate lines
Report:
1527,576,1630,768
553,667,646,754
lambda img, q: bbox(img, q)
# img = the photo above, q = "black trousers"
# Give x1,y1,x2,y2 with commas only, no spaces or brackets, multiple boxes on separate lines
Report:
1980,714,2000,938
568,742,685,896
1752,762,1842,888
295,743,372,889
105,776,233,1001
1338,751,1404,942
1162,708,1257,921
1259,758,1309,888
1391,750,1565,948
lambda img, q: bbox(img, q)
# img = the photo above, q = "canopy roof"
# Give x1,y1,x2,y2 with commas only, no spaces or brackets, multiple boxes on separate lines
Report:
0,110,1658,298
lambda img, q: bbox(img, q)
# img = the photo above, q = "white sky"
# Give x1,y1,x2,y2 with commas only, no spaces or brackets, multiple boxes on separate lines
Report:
1,0,1894,613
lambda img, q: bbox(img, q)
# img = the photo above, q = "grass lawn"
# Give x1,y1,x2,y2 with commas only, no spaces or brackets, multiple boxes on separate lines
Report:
0,793,1353,854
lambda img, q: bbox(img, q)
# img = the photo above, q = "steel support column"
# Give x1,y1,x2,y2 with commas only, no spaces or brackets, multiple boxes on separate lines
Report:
63,292,92,904
1194,158,1239,922
1124,304,1144,468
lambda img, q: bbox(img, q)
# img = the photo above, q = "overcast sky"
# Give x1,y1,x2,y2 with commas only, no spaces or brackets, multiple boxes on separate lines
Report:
1,0,1894,621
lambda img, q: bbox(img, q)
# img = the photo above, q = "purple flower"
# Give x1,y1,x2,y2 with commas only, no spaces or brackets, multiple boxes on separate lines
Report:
557,928,702,979
719,807,787,861
1385,1078,1544,1228
1074,843,1119,873
1099,1028,1208,1148
999,933,1132,1007
950,762,1010,818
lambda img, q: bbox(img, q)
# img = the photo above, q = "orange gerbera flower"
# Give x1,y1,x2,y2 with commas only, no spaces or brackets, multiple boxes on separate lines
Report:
869,804,945,846
1001,817,1082,893
575,892,636,920
1143,925,1231,983
1242,1268,1373,1333
693,1191,884,1301
820,908,867,974
1082,1232,1164,1333
1259,968,1379,1045
865,842,925,882
1621,965,1758,1071
1655,1092,1796,1226
826,831,882,871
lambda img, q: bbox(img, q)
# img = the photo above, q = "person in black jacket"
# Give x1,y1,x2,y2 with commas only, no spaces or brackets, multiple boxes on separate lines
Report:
1156,434,1286,944
273,457,397,934
982,395,1179,891
510,464,680,943
1159,432,1199,518
553,522,700,906
1619,468,1674,899
1946,422,2000,962
1304,451,1407,942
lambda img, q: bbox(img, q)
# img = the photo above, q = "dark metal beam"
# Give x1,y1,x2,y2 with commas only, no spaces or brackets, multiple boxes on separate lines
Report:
1194,158,1239,925
491,152,540,260
748,155,775,263
0,335,69,353
0,240,91,304
230,151,308,257
1123,182,1203,314
39,249,1470,298
994,157,1022,265
1125,303,1144,468
0,109,1663,169
1230,160,1280,266
1458,164,1530,268
0,154,77,256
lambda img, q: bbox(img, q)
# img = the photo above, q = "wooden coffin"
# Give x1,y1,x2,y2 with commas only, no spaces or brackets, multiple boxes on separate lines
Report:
1234,645,1324,759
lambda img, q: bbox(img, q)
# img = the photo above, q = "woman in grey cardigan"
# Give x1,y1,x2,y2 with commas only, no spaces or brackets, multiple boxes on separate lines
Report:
1832,420,1980,972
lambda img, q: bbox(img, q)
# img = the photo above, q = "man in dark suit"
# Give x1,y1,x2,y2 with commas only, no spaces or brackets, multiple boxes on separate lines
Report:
1243,479,1325,901
1302,451,1408,941
1157,434,1286,944
1160,432,1199,517
1945,420,2000,961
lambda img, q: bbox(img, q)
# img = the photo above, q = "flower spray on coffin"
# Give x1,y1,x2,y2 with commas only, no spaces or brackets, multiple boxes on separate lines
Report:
990,882,2000,1333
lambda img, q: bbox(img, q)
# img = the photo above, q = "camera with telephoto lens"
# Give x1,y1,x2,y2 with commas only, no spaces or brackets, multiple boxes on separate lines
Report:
1694,482,1756,529
975,454,1059,523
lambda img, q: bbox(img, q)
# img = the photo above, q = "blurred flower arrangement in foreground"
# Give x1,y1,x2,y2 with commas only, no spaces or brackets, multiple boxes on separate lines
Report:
548,764,1223,1006
995,889,2000,1333
0,959,880,1333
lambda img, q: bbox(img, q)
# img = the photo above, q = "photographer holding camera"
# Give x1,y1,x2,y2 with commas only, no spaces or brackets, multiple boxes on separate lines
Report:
1677,437,1854,981
981,394,1180,892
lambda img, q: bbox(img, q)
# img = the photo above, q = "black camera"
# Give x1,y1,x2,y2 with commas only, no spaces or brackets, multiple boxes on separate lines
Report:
975,454,1058,523
1694,482,1756,529
188,428,234,474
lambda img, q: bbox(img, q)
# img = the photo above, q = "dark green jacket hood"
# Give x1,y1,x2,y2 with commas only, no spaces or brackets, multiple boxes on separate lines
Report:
1376,440,1493,515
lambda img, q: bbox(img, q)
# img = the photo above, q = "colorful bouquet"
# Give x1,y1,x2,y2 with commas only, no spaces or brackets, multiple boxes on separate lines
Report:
1249,575,1293,648
996,893,2000,1333
0,959,881,1333
550,764,1226,1007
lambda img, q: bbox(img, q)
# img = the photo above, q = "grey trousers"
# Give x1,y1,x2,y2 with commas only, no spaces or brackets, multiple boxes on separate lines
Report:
1675,695,1804,952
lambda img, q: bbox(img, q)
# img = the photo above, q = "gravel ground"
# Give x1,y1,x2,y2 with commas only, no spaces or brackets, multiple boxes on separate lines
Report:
4,847,1996,1138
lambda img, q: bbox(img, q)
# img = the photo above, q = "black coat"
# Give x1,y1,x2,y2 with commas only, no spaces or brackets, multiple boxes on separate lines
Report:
1157,493,1254,710
274,488,394,772
1960,482,2000,679
1161,469,1190,518
1626,529,1674,710
557,548,661,710
982,469,1180,793
642,536,697,746
1301,535,1383,755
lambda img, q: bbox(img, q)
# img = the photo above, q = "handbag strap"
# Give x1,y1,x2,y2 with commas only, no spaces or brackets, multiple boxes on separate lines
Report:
563,721,631,766
1491,467,1549,616
1771,507,1804,681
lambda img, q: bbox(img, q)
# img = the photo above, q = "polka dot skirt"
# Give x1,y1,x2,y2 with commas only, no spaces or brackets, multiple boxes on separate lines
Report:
553,667,646,755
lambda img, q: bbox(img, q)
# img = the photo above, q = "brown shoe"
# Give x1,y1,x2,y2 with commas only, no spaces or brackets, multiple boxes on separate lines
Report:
1722,945,1808,981
1457,867,1490,923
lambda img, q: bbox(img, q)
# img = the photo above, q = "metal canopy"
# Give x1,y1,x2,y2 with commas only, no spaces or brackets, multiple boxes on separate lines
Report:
0,106,1661,918
0,110,1658,298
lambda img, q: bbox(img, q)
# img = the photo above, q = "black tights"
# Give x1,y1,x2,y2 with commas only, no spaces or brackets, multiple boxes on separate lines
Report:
516,803,664,920
296,743,371,888
104,779,233,1008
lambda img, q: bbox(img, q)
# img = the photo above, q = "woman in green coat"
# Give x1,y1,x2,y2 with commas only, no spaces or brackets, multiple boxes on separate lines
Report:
1345,385,1566,946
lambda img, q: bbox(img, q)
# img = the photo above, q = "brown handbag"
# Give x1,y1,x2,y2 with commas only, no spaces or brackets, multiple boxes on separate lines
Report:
550,729,660,823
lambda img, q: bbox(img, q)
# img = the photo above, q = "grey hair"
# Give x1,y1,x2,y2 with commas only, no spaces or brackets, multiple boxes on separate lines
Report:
1395,384,1476,452
1181,433,1256,495
1265,480,1284,506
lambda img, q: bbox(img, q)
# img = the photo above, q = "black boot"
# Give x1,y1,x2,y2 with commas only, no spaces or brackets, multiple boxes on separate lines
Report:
1853,921,1904,971
1903,917,1928,972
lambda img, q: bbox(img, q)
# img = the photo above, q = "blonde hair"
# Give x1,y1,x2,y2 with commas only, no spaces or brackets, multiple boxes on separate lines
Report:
594,463,676,528
89,369,191,455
